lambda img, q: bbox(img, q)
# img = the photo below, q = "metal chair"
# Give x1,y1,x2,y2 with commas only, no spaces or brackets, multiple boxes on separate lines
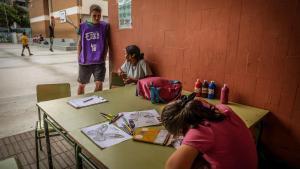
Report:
35,83,71,169
0,157,20,169
110,72,125,89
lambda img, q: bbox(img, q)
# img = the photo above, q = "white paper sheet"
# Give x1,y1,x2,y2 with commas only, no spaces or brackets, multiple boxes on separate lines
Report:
115,109,161,128
81,122,132,148
68,95,107,108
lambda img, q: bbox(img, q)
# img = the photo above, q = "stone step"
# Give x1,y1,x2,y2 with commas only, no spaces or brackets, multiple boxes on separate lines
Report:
30,38,77,51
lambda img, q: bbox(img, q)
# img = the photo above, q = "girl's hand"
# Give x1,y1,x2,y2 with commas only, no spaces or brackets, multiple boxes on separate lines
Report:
194,97,211,107
120,72,127,79
117,70,127,79
124,77,137,84
124,77,132,84
195,97,222,114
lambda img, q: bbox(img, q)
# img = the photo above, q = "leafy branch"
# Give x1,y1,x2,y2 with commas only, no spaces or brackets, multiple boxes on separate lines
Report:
0,3,30,28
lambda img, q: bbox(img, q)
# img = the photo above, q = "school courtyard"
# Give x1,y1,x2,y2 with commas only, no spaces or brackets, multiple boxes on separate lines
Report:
0,43,110,138
0,43,111,168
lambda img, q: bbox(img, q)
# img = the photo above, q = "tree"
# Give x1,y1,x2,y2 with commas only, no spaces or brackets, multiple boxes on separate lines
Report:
0,3,30,29
13,4,30,27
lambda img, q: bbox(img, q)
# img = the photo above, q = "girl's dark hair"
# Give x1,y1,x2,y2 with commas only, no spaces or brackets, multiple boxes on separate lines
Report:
161,99,226,136
126,45,144,61
90,4,102,14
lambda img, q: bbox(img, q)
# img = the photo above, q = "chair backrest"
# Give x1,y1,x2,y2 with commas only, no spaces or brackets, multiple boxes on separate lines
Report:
36,83,71,102
110,72,125,88
0,157,19,169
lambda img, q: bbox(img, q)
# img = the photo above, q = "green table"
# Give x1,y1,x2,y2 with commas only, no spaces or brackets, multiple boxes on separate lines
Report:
37,85,269,169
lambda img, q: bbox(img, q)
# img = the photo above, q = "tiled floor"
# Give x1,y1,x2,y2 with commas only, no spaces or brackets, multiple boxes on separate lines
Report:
0,130,76,169
1,130,295,169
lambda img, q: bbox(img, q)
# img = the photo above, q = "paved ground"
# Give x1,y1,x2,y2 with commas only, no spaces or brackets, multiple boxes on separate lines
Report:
0,131,77,169
0,44,110,138
0,130,107,169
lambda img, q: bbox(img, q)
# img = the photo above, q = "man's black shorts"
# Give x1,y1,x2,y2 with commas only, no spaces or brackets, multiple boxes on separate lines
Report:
78,63,106,84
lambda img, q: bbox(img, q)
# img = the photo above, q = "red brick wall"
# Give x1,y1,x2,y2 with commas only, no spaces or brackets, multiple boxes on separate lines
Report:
52,14,80,39
109,0,300,167
31,21,48,37
48,0,79,39
28,0,49,18
51,0,78,12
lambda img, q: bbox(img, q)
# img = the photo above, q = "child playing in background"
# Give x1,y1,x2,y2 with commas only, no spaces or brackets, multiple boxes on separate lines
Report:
49,16,55,52
20,32,33,56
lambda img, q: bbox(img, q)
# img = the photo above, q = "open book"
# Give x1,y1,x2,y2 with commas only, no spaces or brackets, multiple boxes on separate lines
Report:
133,127,173,146
133,127,184,147
68,95,107,108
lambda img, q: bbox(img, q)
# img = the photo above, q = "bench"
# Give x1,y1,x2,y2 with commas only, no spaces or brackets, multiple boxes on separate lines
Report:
30,38,77,51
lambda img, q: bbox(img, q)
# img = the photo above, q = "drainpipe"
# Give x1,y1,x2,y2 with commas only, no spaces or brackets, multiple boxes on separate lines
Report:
48,0,53,24
77,0,82,23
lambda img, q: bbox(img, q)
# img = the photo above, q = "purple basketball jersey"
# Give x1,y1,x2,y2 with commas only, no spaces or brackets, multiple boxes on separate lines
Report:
79,21,108,65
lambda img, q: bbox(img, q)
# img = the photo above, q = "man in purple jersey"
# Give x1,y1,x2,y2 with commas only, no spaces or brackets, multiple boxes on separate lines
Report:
77,4,109,95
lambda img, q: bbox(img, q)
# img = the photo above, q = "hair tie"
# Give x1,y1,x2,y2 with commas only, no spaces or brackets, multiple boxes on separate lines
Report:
180,92,196,107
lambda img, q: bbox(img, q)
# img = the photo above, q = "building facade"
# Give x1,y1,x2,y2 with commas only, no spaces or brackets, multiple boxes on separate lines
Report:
29,0,108,40
108,1,300,167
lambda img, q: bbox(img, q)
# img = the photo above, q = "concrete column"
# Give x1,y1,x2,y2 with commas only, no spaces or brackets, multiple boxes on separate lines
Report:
11,32,18,44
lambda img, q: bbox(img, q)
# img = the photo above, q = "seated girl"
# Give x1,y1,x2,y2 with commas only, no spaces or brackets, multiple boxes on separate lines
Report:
161,94,258,169
118,45,153,84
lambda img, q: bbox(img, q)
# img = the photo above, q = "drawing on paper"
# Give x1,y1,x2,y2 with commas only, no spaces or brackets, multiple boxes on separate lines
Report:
115,109,161,128
129,111,157,125
81,122,132,148
86,124,124,142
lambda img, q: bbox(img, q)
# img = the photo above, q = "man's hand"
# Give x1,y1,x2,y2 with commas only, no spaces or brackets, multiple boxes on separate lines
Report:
77,35,82,62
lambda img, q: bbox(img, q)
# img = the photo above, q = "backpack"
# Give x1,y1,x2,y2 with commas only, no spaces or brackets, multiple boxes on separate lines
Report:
136,77,182,103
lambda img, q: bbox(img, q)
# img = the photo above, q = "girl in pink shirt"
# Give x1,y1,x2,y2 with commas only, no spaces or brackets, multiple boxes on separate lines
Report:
161,94,257,169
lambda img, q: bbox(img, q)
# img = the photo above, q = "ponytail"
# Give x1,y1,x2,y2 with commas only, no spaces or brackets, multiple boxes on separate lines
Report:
126,45,144,61
139,53,144,60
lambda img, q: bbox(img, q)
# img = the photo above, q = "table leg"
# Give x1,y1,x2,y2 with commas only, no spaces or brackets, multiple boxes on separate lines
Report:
75,145,83,169
256,120,268,168
256,120,264,150
78,151,99,169
43,113,53,169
